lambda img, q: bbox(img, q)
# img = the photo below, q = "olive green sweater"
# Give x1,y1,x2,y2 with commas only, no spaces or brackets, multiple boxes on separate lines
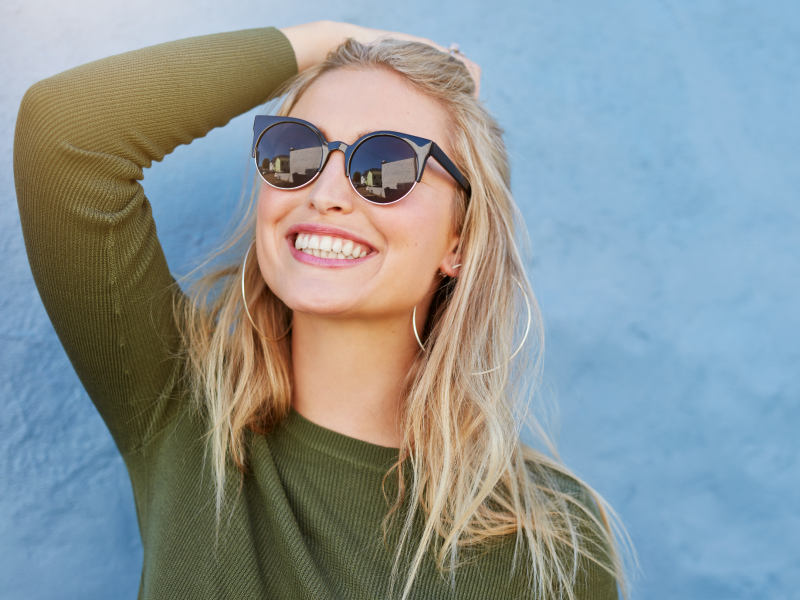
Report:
14,27,618,599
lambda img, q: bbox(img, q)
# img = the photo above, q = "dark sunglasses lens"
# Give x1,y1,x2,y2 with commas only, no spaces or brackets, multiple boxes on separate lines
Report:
349,136,418,203
255,123,323,189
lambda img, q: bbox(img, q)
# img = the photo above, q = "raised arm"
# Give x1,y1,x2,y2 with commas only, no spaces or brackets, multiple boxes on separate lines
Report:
13,28,297,454
14,21,476,456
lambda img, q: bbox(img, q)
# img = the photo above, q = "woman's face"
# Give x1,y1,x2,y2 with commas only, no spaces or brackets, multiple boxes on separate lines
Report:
255,67,461,320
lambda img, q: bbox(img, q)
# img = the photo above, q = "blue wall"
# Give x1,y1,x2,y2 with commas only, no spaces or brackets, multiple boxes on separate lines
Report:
1,1,798,598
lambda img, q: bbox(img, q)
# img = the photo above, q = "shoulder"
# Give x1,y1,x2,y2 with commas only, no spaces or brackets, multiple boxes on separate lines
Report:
524,459,622,600
526,458,604,517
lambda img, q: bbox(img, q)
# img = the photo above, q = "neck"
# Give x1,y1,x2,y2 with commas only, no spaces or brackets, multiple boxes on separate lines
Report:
290,311,422,448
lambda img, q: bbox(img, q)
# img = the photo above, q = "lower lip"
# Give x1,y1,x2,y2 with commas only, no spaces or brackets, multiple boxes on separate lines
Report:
288,238,375,267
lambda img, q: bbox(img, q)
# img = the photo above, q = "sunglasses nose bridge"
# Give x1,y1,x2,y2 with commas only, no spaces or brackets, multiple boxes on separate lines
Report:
328,141,348,153
323,141,351,176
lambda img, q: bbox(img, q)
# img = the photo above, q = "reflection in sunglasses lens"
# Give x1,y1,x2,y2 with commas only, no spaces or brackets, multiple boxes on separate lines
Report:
349,136,418,203
256,123,323,188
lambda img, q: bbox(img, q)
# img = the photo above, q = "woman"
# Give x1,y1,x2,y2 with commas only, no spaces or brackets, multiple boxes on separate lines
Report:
15,20,627,600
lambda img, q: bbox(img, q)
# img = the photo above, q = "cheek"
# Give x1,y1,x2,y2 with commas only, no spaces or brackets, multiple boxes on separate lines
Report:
374,202,453,289
256,185,285,228
256,186,294,251
254,185,299,292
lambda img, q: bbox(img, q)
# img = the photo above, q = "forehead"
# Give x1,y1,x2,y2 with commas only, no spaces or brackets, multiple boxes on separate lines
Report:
288,67,453,149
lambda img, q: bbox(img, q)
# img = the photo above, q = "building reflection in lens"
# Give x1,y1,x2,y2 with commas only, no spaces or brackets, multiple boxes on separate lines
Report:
257,123,322,188
350,137,417,202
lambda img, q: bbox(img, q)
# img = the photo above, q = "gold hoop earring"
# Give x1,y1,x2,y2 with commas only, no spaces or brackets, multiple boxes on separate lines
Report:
241,242,293,342
412,276,531,376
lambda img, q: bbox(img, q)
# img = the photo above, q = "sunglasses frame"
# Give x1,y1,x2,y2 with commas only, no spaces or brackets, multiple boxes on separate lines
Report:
252,115,471,205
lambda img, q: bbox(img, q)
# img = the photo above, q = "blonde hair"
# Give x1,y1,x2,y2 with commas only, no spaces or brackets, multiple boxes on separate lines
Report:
178,38,631,599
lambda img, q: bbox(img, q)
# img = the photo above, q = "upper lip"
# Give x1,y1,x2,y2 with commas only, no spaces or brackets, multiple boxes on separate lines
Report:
286,222,376,252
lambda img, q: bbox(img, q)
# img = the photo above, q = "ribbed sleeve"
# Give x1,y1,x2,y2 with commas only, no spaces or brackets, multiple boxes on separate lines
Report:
14,28,298,454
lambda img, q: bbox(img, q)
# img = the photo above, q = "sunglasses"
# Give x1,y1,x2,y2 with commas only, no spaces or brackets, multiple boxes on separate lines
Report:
252,115,471,205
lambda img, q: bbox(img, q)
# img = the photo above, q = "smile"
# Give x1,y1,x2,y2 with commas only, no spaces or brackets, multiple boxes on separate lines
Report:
293,233,371,260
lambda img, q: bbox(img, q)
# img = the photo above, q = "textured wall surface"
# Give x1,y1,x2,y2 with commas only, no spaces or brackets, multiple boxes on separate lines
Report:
1,1,798,598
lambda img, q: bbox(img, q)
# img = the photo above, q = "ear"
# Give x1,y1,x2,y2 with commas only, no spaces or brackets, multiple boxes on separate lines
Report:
437,233,462,278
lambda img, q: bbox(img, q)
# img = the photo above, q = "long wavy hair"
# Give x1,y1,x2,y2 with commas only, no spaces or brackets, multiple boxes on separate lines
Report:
178,38,630,599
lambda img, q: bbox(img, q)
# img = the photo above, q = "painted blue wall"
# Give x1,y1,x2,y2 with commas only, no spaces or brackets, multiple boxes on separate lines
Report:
1,1,798,598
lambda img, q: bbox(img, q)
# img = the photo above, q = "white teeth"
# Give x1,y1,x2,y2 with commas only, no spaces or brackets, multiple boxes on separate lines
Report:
294,232,372,260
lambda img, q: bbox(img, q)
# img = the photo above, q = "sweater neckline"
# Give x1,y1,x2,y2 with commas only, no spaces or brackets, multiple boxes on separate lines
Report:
276,408,401,471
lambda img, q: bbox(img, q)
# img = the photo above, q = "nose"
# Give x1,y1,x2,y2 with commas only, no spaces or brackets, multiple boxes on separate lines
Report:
306,146,355,215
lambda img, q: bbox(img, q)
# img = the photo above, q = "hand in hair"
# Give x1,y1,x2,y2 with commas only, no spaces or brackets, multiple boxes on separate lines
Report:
280,20,482,96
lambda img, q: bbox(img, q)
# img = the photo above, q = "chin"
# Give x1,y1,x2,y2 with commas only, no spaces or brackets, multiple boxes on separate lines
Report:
276,284,363,318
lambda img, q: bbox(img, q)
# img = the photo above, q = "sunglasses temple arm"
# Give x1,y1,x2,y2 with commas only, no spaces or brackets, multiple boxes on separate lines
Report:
430,144,471,198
